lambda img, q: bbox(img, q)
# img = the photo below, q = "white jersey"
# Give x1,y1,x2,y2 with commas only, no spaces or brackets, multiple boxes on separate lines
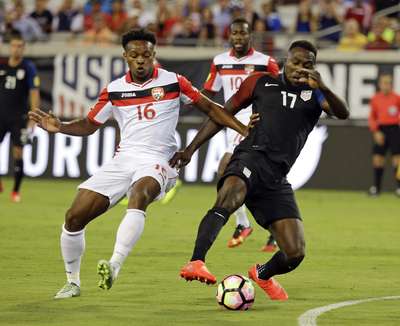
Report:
203,48,279,118
87,68,200,160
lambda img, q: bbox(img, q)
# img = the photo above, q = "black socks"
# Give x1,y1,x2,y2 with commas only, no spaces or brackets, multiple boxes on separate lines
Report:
257,251,304,280
191,207,230,262
13,159,24,192
373,167,384,192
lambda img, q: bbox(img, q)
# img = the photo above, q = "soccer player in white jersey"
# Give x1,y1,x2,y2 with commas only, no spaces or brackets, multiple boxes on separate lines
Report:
201,18,279,252
29,29,254,299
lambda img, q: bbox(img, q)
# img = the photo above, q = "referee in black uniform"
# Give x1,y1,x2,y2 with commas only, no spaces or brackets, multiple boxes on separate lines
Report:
171,40,349,299
0,31,40,202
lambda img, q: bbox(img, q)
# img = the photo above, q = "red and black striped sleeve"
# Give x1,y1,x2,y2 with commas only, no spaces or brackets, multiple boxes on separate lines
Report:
230,72,265,109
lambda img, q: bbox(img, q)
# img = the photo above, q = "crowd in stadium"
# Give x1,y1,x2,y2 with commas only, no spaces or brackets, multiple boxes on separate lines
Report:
0,0,399,50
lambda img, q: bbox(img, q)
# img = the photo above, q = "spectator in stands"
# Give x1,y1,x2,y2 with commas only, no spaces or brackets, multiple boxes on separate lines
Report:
198,7,216,46
184,0,204,34
155,0,176,42
317,0,342,43
120,12,140,35
83,0,108,31
84,0,112,15
30,0,53,35
5,1,45,42
106,0,127,34
337,18,367,51
212,0,231,38
252,18,274,53
172,16,199,47
368,73,400,197
260,0,283,32
344,0,373,32
54,0,80,32
243,0,260,31
83,12,115,44
126,0,154,28
294,0,317,33
366,16,395,50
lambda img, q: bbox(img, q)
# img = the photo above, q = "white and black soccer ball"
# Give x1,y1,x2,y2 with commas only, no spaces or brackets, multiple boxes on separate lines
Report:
216,274,255,310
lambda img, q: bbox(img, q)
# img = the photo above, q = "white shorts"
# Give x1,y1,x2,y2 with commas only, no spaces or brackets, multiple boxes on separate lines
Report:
78,153,178,207
226,112,250,154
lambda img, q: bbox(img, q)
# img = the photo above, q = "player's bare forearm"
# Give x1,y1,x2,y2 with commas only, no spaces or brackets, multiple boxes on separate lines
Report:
200,89,216,99
186,118,222,155
30,89,40,111
60,118,99,136
319,86,349,119
29,89,40,128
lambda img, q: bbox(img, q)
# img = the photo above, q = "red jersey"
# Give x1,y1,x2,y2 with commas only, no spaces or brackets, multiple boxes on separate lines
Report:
368,91,400,131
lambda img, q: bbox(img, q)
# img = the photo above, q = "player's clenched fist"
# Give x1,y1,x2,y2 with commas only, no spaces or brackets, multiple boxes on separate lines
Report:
28,109,61,133
169,150,192,168
298,68,323,89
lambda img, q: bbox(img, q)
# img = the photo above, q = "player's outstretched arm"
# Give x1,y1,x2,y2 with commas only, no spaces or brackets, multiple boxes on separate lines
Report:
300,68,349,119
169,98,259,168
200,89,216,99
29,109,99,136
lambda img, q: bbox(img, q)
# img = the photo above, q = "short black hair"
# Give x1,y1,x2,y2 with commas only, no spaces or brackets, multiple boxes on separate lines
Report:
121,28,156,49
289,40,317,58
230,17,251,32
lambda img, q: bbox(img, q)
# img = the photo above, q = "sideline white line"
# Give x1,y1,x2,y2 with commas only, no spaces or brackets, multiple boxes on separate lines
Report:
298,295,400,326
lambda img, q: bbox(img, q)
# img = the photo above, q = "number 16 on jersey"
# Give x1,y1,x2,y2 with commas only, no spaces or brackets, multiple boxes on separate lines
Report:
137,104,156,120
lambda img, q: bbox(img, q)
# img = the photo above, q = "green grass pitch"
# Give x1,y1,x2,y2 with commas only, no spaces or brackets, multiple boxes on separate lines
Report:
0,178,399,326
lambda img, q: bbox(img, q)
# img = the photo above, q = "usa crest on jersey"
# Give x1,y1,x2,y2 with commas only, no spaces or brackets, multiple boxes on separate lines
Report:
300,90,312,102
152,87,165,101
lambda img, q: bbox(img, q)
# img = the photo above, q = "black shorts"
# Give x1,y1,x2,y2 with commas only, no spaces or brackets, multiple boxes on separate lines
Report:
373,125,400,156
218,150,301,229
0,116,28,147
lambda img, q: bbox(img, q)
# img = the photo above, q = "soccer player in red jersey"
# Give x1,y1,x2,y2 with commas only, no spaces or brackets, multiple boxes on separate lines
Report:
368,73,400,197
202,17,279,251
29,29,254,299
171,40,349,300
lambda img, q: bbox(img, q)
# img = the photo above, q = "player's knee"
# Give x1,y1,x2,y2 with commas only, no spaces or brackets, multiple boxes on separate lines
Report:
65,208,85,231
284,241,305,260
129,189,156,210
216,182,245,213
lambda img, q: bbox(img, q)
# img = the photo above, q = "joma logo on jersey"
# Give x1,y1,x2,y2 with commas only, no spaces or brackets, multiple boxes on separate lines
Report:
121,92,136,98
152,87,165,101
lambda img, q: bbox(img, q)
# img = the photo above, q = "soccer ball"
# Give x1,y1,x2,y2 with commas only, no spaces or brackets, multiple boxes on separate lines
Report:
216,274,255,310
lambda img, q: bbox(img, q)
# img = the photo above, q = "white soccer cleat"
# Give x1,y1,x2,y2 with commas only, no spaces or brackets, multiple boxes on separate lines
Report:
54,282,80,299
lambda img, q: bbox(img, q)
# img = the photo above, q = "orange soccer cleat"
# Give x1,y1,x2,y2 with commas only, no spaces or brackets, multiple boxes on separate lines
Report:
261,235,278,252
180,260,217,285
248,264,288,301
11,191,21,203
227,225,253,248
